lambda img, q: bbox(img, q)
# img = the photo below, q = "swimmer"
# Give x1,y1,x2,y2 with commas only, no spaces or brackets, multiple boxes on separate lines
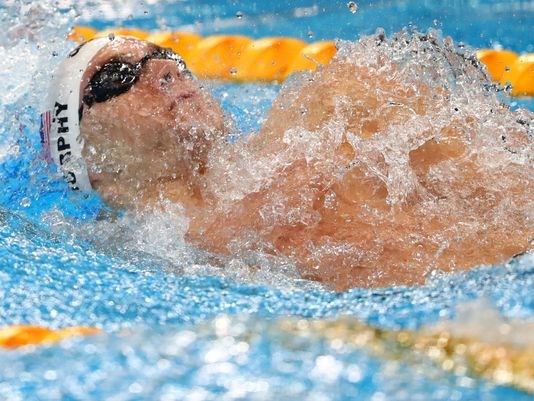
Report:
42,35,533,290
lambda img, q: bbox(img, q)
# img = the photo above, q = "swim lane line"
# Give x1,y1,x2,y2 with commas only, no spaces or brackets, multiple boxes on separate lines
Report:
68,26,533,96
1,321,532,394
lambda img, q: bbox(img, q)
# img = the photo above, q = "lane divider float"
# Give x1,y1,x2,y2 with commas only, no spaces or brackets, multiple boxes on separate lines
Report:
1,321,532,394
0,325,100,348
68,26,533,96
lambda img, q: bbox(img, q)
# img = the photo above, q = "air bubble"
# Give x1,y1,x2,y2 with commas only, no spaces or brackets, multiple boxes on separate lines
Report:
307,30,314,39
230,67,238,76
236,11,243,19
128,382,143,394
44,370,57,381
20,197,31,208
108,33,115,41
347,1,358,13
177,59,187,72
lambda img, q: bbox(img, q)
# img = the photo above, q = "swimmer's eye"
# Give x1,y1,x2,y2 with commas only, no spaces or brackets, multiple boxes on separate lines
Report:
83,61,140,106
82,46,190,108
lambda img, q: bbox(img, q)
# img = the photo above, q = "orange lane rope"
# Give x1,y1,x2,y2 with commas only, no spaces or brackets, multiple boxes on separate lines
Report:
1,322,532,394
69,26,533,96
0,325,100,348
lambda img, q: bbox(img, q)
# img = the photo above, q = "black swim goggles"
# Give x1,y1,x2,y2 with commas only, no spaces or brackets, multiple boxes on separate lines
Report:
82,46,190,108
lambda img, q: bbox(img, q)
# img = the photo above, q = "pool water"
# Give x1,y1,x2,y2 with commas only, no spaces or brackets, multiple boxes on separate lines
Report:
0,1,533,400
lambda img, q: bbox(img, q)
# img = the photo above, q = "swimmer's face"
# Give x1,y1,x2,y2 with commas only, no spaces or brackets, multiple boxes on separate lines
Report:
79,37,225,208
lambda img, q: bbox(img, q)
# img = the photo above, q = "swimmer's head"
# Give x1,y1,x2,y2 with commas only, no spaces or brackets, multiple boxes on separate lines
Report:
42,36,225,207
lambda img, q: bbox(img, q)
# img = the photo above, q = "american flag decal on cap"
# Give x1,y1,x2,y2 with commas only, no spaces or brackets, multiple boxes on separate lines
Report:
39,110,52,163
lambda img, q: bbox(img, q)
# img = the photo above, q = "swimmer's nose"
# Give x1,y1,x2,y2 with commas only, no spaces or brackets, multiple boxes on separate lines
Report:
142,59,192,91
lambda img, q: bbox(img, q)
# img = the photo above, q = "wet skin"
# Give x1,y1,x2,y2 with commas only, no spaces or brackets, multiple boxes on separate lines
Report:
79,37,533,291
80,38,225,209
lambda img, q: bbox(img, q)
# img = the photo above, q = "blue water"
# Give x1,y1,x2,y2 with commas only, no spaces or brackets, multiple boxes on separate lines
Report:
0,1,533,400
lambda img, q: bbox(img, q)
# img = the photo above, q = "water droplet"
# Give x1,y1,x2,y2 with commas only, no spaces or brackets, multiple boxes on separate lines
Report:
177,59,187,72
347,1,358,14
44,370,57,381
128,382,143,394
236,11,243,19
230,67,238,76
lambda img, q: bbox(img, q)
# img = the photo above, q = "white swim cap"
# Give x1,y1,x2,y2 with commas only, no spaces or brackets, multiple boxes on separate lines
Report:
40,37,112,191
